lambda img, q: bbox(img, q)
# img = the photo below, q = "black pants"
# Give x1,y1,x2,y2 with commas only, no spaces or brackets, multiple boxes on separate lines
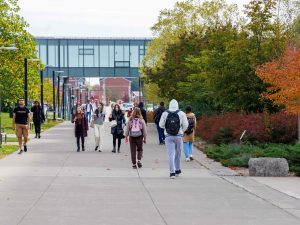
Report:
34,120,41,134
113,134,122,149
76,136,84,149
76,124,85,149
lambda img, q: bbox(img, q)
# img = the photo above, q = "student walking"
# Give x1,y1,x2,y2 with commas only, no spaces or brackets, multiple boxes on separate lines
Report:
12,98,31,154
73,107,88,152
159,99,188,179
109,104,126,153
86,100,94,123
125,108,147,169
31,101,45,139
183,106,197,162
138,102,147,124
93,103,106,152
153,102,166,145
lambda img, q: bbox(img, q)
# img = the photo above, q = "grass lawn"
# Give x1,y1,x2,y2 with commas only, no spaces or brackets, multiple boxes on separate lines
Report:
1,112,63,134
205,143,300,175
0,145,19,159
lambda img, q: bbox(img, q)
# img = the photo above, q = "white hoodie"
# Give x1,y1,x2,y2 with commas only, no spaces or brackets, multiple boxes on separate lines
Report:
159,99,189,136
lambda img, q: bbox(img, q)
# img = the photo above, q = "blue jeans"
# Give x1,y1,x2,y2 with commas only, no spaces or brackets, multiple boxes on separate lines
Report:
183,142,193,158
86,112,92,122
156,124,165,144
165,136,182,173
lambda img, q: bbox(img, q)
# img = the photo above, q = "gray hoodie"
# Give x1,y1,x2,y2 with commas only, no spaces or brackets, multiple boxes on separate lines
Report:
159,99,188,136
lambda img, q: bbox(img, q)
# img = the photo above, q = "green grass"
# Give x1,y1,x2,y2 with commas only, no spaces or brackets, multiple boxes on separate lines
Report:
41,119,63,131
205,143,300,175
1,112,63,134
0,145,19,159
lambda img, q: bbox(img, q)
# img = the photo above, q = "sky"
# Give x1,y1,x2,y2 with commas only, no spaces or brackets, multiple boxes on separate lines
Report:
18,0,250,38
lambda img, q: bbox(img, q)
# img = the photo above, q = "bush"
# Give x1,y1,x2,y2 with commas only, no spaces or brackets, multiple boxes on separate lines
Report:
205,144,300,175
196,111,297,144
146,111,154,123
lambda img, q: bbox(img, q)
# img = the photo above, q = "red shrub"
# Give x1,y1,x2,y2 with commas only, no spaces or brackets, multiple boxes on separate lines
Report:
147,111,154,123
196,111,297,144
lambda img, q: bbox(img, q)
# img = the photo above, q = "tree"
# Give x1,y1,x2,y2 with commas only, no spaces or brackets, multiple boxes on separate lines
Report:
256,46,300,142
0,0,43,106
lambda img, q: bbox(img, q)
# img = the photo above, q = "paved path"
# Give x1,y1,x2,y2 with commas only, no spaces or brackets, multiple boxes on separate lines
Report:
0,122,300,225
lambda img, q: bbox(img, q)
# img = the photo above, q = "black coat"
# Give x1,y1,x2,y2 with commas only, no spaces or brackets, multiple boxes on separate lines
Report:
109,111,126,137
31,106,45,122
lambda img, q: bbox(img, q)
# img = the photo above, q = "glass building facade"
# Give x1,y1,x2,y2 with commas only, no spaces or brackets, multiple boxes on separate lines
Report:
35,37,151,78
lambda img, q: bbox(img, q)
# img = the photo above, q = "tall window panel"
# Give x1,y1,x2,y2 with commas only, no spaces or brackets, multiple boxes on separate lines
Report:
130,45,139,67
48,40,58,67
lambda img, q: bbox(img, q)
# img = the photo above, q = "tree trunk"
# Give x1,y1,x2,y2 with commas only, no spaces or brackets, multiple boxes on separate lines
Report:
298,115,300,144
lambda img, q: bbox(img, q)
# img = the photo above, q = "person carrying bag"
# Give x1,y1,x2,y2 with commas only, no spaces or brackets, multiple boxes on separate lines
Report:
125,108,147,169
109,104,126,153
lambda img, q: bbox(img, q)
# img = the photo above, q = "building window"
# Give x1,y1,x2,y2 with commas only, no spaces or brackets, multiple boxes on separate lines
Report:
115,61,130,67
79,48,94,55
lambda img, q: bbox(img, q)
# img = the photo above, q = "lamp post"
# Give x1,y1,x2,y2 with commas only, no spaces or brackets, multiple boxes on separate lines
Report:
57,75,67,118
52,70,64,120
40,65,53,116
62,80,71,120
24,58,40,106
0,45,18,148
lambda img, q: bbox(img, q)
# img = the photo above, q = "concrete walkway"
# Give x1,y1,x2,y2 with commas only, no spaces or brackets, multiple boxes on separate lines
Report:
0,122,300,225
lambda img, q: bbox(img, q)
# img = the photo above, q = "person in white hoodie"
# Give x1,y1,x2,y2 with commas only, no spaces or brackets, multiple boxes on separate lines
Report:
159,99,189,179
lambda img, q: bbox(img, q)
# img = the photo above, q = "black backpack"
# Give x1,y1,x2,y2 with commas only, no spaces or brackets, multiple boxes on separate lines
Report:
185,117,195,135
165,110,180,136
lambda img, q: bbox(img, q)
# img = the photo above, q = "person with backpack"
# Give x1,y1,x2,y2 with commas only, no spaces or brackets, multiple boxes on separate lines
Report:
183,106,197,162
138,102,147,124
125,108,147,169
93,103,106,152
159,99,188,179
153,102,165,145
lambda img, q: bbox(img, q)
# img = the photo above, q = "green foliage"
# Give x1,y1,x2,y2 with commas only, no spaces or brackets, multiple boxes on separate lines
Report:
141,0,298,114
0,145,18,158
205,143,300,175
0,0,43,106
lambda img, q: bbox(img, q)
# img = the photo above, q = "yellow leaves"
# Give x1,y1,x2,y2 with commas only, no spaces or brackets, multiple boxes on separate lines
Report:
256,46,300,114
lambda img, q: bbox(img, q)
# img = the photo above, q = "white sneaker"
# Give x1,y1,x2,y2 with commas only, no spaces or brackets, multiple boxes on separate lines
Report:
185,158,190,162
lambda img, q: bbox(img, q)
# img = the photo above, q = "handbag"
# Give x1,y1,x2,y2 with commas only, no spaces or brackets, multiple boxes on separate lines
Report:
110,120,117,128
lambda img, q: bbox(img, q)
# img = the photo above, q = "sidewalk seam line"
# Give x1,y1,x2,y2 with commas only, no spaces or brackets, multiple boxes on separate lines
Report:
16,151,73,225
220,176,300,219
194,154,300,219
136,169,168,225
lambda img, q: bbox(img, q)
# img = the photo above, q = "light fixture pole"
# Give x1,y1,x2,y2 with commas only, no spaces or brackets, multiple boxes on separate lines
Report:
0,45,18,148
40,65,53,116
57,75,67,118
24,58,40,106
52,70,64,120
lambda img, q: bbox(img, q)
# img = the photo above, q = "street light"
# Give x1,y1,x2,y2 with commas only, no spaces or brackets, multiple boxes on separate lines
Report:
24,58,40,106
0,45,18,148
52,70,64,120
40,65,53,116
62,82,71,120
57,75,68,118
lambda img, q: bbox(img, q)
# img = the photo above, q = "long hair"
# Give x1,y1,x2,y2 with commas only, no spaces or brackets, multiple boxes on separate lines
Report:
130,107,143,121
34,101,41,108
113,104,122,115
96,102,104,116
75,107,83,116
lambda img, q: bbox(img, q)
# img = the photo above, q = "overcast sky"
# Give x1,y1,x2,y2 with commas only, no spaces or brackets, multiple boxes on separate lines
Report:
18,0,250,38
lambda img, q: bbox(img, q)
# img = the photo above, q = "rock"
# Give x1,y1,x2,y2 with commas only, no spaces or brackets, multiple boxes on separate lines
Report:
249,158,289,177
